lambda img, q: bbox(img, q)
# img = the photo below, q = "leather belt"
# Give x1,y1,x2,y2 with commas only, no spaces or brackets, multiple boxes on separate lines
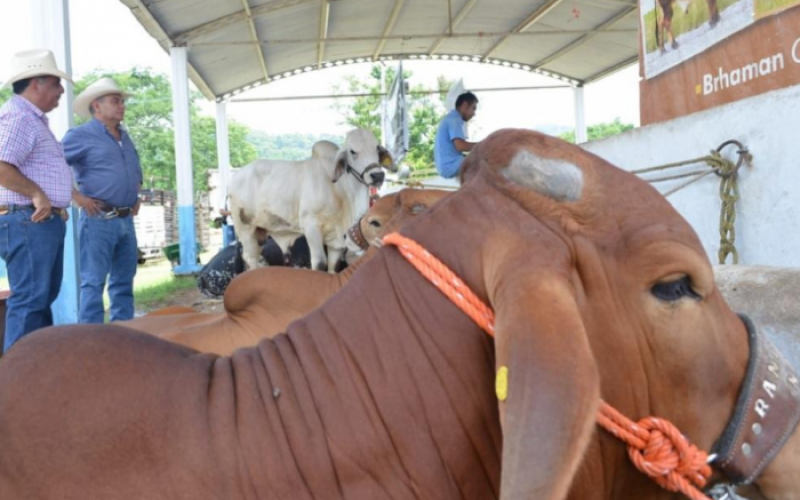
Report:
0,204,68,220
97,203,132,218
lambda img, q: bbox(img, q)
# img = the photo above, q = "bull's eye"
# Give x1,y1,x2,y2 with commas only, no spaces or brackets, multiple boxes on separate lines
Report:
651,276,701,302
369,220,382,228
350,149,357,156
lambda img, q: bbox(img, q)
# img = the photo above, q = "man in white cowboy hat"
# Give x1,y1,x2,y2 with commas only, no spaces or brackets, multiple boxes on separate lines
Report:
0,49,74,352
63,77,143,324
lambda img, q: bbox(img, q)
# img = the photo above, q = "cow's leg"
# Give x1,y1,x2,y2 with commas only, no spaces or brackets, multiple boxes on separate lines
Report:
669,18,678,49
273,236,295,267
326,246,344,274
239,227,264,270
656,0,674,53
708,0,720,27
300,220,327,272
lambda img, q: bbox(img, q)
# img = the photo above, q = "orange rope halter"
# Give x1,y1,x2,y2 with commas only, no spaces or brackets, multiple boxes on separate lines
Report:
383,232,714,500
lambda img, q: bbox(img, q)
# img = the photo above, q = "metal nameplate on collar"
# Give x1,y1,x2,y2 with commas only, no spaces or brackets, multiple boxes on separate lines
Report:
707,484,746,500
712,314,800,484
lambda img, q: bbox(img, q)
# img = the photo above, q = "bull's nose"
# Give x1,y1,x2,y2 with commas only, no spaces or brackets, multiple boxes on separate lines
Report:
370,171,385,185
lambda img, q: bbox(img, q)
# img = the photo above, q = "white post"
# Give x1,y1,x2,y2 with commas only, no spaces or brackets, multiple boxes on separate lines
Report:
574,85,588,144
215,101,232,248
380,63,387,147
32,0,79,325
170,47,200,274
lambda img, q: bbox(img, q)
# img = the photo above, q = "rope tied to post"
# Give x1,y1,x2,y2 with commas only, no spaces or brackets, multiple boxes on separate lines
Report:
632,141,751,265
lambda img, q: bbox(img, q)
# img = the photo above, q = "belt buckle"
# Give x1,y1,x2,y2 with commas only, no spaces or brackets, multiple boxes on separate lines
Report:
103,208,119,220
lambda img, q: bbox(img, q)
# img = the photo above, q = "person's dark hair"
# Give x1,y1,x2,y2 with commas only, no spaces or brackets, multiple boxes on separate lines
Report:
12,78,33,95
12,76,52,95
455,92,478,109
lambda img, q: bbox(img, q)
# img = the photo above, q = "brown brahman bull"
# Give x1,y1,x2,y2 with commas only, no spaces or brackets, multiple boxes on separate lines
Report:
0,129,797,500
117,189,450,355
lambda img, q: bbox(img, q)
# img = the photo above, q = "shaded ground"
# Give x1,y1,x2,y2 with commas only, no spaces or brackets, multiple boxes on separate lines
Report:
132,228,226,316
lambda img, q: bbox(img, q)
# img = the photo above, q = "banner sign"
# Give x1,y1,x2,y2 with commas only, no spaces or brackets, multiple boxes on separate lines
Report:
639,0,800,124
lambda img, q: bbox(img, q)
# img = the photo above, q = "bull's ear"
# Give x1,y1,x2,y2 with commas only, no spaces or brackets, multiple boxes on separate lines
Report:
503,149,583,202
333,151,347,182
378,146,397,172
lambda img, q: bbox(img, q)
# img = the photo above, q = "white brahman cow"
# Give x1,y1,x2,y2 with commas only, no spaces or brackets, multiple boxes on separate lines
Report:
229,128,395,273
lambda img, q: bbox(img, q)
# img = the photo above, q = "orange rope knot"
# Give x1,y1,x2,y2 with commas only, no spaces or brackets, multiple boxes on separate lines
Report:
383,233,715,500
594,402,713,500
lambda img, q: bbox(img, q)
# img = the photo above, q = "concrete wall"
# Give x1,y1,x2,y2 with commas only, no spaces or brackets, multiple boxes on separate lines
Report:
582,84,800,267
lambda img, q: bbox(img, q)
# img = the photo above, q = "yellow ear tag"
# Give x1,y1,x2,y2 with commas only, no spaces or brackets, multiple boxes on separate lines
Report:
381,157,393,167
496,366,509,401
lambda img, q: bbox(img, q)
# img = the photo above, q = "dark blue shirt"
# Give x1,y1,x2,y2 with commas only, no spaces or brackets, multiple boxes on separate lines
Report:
63,118,142,208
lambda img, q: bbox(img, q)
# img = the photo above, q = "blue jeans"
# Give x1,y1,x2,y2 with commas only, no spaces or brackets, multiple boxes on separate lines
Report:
223,224,236,247
79,212,138,323
0,207,66,352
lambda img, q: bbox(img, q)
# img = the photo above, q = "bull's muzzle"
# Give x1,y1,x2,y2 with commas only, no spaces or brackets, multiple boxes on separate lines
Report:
369,169,385,187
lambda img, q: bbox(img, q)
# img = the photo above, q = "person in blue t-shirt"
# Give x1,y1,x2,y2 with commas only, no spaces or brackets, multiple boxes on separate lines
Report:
434,92,479,179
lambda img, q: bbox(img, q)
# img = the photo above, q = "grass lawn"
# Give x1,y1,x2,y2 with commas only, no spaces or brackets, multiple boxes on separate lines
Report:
132,272,198,311
754,0,799,16
126,245,220,312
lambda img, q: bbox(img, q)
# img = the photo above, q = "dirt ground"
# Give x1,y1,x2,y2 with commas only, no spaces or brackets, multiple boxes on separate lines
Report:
146,287,225,315
134,228,227,316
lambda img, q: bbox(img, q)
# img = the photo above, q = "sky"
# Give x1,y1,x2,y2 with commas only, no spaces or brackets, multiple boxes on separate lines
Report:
0,0,641,140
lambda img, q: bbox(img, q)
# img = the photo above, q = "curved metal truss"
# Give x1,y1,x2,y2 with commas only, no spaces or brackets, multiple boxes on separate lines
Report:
215,53,581,102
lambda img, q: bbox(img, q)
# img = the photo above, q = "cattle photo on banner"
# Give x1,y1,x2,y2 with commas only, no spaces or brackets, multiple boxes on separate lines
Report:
383,61,409,165
639,0,800,124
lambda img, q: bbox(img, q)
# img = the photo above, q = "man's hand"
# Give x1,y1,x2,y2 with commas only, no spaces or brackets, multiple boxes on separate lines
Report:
453,138,476,153
74,192,101,216
132,199,141,217
30,191,53,223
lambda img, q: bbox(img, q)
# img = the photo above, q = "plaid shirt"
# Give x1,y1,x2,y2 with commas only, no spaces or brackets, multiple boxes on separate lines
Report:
0,95,73,208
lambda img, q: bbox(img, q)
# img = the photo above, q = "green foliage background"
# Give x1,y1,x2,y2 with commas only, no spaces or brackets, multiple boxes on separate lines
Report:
333,65,452,176
559,118,634,143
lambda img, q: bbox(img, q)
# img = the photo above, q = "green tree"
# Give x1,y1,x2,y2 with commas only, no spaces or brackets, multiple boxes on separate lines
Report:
559,118,634,144
0,87,10,106
75,68,257,192
191,115,256,192
247,131,342,161
333,65,452,175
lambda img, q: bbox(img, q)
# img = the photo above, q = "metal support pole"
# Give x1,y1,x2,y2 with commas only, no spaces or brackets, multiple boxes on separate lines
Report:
380,63,387,147
215,101,233,248
574,85,588,144
32,0,80,324
170,47,201,274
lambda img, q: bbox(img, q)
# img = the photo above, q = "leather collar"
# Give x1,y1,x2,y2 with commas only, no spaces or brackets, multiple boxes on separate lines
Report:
711,314,800,485
346,218,369,251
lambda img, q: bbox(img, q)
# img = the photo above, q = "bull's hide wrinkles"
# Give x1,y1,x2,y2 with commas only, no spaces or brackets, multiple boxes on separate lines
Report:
0,245,501,499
